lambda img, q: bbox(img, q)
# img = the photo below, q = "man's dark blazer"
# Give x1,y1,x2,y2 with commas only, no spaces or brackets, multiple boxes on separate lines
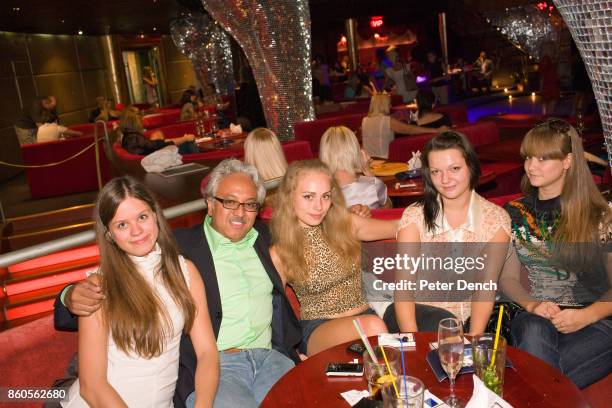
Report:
53,220,302,408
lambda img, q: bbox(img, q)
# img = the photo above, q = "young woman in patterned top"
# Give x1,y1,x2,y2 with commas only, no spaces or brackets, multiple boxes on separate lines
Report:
269,159,398,356
500,119,611,388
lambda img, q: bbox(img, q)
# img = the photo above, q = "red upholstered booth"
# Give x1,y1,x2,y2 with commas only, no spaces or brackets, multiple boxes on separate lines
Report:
388,122,501,162
21,135,112,199
141,109,181,129
293,112,365,154
391,104,469,127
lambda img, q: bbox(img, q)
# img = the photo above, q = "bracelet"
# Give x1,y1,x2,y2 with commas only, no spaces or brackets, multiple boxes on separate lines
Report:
59,284,73,307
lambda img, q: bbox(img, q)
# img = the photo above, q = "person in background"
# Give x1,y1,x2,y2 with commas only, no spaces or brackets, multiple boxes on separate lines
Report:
143,66,159,108
14,95,58,145
501,119,612,389
119,106,198,155
384,46,418,104
319,126,390,209
180,89,201,121
312,55,333,103
270,159,397,356
243,127,288,207
389,131,510,334
425,51,449,105
361,93,446,159
37,119,82,143
60,176,219,407
411,90,452,129
473,51,493,94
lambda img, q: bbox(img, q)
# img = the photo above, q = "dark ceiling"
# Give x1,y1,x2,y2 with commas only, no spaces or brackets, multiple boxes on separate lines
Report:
0,0,537,36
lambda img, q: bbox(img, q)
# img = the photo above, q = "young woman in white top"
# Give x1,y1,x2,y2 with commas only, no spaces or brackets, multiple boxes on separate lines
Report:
361,93,447,159
62,176,218,408
319,125,390,209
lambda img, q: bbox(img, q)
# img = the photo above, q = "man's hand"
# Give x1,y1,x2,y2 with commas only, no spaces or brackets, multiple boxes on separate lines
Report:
65,275,104,316
551,308,593,334
349,204,371,218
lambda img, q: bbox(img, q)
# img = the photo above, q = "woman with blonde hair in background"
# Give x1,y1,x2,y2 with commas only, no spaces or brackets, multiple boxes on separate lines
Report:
62,176,218,407
243,127,288,206
501,119,612,388
319,125,390,209
362,93,447,159
270,159,398,356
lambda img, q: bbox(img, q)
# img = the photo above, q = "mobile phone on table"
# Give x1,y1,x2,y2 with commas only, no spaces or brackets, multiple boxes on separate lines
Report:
325,362,364,376
347,342,367,355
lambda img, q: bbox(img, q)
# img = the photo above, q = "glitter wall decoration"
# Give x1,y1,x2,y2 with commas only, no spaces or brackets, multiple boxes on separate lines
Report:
170,14,234,96
201,0,315,140
554,0,612,169
484,3,566,60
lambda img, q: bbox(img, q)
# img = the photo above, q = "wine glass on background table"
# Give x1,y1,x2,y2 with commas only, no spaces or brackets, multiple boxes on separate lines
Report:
438,318,464,408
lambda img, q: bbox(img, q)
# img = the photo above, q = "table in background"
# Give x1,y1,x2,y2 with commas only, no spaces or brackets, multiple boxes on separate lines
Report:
260,333,589,408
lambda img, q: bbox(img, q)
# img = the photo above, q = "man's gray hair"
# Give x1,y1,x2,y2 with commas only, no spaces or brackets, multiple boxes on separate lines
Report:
204,159,266,204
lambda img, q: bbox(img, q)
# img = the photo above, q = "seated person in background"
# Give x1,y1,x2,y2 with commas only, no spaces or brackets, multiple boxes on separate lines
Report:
500,119,612,389
61,176,218,407
388,131,510,334
361,93,447,159
15,95,58,145
319,126,390,209
119,106,199,155
410,90,452,129
180,89,201,121
270,159,398,356
243,127,288,207
89,96,120,122
37,120,82,143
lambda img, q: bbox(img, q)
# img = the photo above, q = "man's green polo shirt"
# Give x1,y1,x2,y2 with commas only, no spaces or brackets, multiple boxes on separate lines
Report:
203,216,272,350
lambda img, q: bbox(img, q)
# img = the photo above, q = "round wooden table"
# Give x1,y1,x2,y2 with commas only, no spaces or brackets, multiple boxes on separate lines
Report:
260,333,589,408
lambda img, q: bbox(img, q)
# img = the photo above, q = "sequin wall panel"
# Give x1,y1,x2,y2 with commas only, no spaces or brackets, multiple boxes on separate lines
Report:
202,0,315,140
170,14,234,96
554,0,612,168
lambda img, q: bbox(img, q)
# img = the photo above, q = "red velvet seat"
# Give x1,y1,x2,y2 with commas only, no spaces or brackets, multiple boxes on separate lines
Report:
21,136,112,199
293,112,365,154
142,109,181,129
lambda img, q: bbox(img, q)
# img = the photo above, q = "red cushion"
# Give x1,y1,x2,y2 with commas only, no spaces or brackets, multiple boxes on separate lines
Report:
281,140,313,163
388,122,500,162
142,110,181,129
293,113,365,153
479,162,524,197
21,136,111,199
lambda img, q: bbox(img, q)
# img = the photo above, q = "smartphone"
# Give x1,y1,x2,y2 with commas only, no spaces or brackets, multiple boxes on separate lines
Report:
347,342,367,355
325,362,364,377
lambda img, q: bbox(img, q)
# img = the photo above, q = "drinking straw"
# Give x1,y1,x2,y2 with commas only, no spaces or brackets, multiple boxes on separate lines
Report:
489,305,504,369
352,318,378,364
399,337,409,401
380,346,400,398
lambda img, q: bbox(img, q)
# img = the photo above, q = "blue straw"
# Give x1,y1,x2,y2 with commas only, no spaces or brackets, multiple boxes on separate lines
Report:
399,337,408,398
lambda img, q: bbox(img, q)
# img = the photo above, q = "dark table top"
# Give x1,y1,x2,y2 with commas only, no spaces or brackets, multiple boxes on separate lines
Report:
260,333,590,408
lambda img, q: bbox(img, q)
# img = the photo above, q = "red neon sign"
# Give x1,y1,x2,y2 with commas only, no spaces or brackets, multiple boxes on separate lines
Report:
370,16,384,28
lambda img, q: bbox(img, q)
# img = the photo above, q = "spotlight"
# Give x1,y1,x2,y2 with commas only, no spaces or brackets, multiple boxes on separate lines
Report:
78,30,83,35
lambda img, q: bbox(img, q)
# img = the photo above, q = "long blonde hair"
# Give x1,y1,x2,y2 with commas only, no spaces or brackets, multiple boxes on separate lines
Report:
270,159,360,283
119,106,144,133
319,126,363,175
95,176,195,358
243,127,288,181
520,121,610,271
368,94,391,117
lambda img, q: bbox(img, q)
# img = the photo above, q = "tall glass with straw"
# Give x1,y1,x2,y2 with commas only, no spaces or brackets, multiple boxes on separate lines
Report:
438,317,464,408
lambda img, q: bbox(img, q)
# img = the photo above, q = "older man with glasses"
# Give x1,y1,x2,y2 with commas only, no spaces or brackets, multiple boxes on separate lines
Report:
54,159,301,408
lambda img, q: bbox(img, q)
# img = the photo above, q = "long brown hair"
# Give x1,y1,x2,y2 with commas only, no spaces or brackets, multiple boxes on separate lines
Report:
94,176,195,358
270,159,360,283
520,120,610,272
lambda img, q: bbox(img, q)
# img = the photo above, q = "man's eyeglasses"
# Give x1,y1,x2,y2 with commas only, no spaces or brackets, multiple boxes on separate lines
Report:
212,196,260,212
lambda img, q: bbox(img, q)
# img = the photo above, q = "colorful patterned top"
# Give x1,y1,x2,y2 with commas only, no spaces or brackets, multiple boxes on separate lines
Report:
504,195,611,306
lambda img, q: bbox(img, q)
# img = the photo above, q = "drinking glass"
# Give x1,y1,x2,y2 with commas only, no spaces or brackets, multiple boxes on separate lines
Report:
438,318,464,408
382,375,424,407
363,346,400,400
471,334,507,397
